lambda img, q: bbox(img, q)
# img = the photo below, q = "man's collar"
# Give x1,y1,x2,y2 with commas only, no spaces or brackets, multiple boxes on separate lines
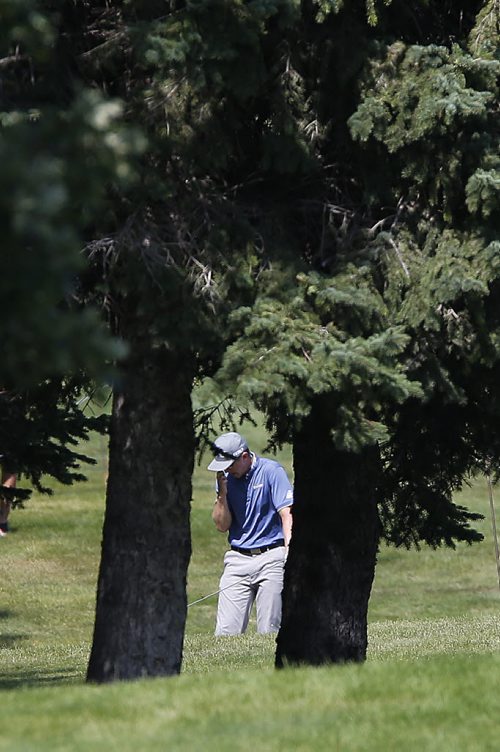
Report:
245,452,258,479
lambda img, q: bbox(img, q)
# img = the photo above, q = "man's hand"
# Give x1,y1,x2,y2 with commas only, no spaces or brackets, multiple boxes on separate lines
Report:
213,471,231,532
216,471,227,498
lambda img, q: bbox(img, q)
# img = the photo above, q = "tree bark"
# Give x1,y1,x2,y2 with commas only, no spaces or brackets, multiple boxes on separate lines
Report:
276,401,381,667
87,342,194,683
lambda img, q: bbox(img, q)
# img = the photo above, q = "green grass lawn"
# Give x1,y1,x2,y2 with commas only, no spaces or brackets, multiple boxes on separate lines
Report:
1,423,500,750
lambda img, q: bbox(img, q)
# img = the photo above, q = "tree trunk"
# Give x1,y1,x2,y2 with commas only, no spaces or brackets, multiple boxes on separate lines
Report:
276,401,381,667
87,342,194,683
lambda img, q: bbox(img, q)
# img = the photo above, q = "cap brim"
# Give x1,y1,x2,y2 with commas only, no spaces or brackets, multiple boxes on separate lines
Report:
207,457,234,472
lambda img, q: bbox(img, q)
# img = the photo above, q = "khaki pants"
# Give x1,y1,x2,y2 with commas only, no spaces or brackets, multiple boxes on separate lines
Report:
215,546,286,636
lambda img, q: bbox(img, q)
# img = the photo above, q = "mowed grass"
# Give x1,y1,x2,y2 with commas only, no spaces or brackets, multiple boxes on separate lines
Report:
1,654,500,752
1,421,500,750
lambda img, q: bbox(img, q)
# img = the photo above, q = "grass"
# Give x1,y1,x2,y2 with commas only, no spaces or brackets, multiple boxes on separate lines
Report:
0,655,499,751
1,422,500,749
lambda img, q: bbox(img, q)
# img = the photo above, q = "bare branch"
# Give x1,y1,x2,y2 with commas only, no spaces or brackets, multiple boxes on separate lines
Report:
386,236,410,280
0,54,28,68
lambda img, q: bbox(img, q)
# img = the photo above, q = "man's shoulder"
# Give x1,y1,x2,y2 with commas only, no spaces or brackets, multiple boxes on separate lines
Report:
257,456,286,475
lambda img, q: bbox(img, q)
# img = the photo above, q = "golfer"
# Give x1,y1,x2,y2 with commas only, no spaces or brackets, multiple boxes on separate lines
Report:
208,432,293,636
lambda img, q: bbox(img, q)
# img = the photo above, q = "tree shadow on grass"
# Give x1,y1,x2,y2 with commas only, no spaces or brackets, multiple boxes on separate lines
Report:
0,667,84,690
0,633,28,649
0,610,85,689
0,609,29,654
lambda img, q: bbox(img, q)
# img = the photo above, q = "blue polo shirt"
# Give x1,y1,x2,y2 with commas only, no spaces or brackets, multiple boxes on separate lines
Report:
223,455,293,549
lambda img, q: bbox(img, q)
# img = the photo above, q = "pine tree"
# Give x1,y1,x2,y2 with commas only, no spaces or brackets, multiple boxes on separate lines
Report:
1,2,128,508
215,0,500,665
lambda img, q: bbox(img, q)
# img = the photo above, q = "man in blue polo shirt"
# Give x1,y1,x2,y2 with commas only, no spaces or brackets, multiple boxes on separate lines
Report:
208,432,293,636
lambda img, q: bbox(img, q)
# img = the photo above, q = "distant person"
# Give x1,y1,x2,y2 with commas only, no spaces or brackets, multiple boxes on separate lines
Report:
208,432,293,636
0,468,16,537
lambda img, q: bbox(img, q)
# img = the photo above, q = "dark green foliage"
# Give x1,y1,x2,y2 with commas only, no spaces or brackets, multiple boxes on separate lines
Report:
208,0,500,553
348,42,500,222
0,381,109,505
343,10,500,546
0,1,127,499
0,2,131,389
219,263,420,447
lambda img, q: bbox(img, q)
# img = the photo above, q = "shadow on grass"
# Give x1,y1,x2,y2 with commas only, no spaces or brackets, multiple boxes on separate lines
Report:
0,610,30,654
0,608,85,689
0,666,84,690
0,634,28,649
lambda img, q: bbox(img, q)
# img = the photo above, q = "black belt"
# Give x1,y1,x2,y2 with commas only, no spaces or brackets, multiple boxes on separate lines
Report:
231,540,285,556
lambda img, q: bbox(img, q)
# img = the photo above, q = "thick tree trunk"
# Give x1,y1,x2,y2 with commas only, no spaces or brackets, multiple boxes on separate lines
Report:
276,401,381,667
87,343,194,683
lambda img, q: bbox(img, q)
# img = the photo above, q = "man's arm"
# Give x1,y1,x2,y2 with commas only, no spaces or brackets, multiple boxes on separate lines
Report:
212,472,232,532
278,505,293,547
1,470,16,488
0,469,16,525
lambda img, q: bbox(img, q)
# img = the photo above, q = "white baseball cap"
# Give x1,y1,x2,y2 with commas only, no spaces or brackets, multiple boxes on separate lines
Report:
207,432,248,471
